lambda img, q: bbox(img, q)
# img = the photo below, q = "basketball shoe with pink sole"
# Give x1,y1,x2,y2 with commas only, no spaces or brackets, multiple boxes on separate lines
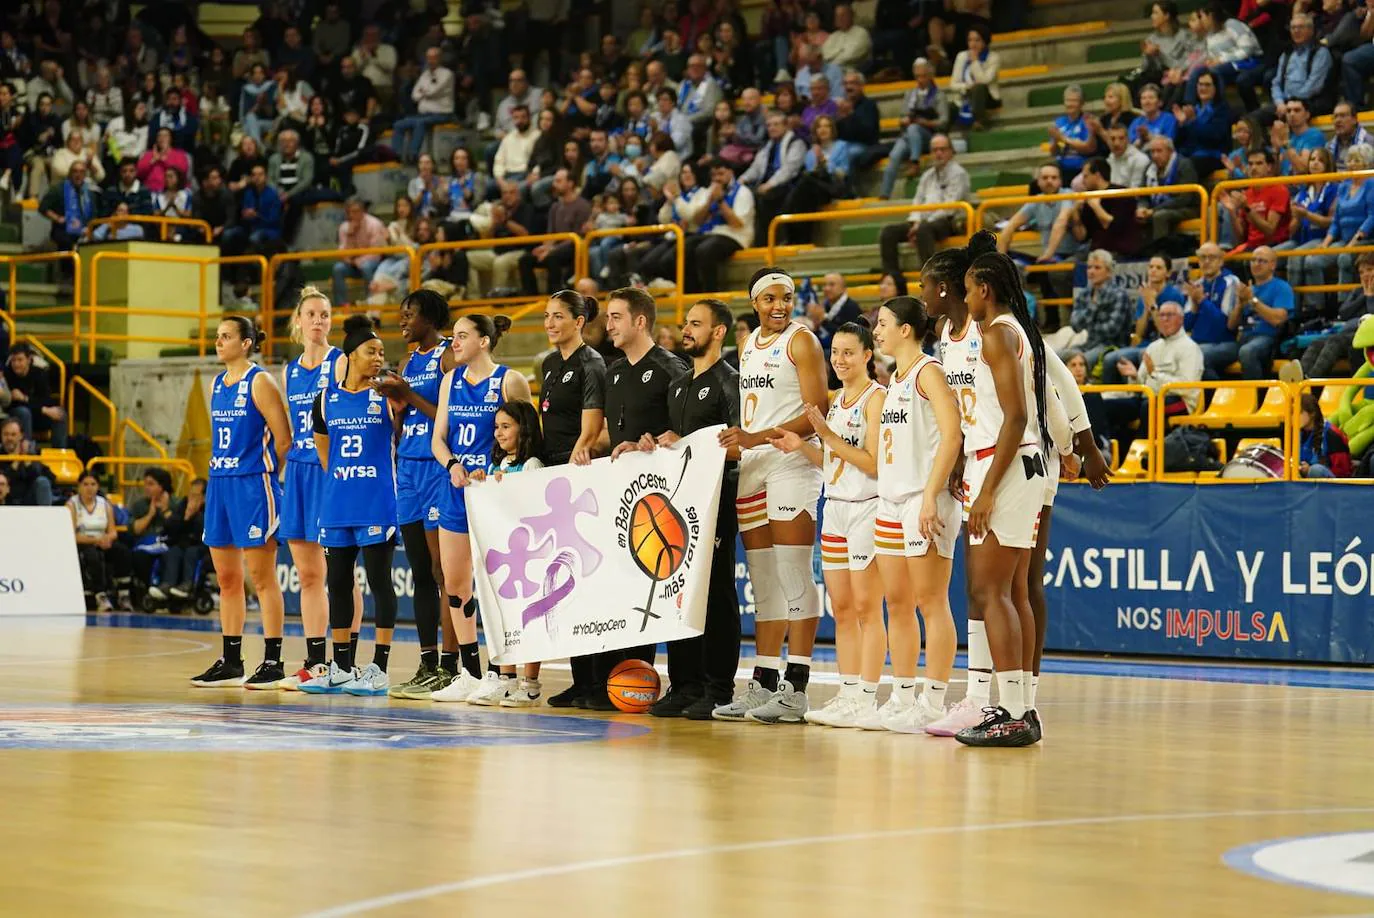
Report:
924,696,986,736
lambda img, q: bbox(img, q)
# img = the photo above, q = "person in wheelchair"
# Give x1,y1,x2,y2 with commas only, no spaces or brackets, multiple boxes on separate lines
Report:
128,468,174,600
159,477,210,602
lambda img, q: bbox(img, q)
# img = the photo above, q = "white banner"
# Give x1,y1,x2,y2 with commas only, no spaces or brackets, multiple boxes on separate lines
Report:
467,425,726,665
1073,256,1193,300
0,507,86,615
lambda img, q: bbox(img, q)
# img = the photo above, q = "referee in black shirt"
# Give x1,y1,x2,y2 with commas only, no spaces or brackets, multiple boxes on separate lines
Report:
538,289,608,708
629,298,742,719
577,286,689,710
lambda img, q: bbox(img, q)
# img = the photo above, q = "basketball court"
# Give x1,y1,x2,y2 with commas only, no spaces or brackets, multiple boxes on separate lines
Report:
4,616,1374,917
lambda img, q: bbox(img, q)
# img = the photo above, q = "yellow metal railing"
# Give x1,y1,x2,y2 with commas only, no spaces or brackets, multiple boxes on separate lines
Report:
1079,384,1157,482
579,224,686,321
768,201,979,269
68,374,117,455
86,456,197,496
17,335,67,416
86,215,212,243
1208,170,1374,241
1290,377,1371,483
2,252,82,357
1158,379,1294,482
266,245,420,355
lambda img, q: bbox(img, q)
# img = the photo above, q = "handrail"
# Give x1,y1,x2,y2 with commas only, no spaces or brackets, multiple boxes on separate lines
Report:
85,215,213,243
0,453,89,479
581,224,686,321
68,374,117,454
414,230,586,321
115,417,169,460
1208,169,1374,241
267,245,421,354
19,335,67,416
1080,384,1157,482
1157,379,1293,482
976,184,1210,244
0,309,12,338
768,201,978,267
1290,377,1370,482
86,456,197,495
1,252,82,358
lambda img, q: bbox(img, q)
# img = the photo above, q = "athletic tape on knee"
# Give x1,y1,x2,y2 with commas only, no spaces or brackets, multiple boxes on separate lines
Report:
745,547,787,622
775,544,820,621
463,596,478,619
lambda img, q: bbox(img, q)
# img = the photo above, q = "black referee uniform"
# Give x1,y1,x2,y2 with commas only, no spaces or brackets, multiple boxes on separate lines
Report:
538,342,608,702
664,357,741,712
595,343,689,687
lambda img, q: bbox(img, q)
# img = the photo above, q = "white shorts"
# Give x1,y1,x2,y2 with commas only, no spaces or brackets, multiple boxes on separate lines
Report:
1044,450,1060,506
962,447,1046,550
820,497,879,571
874,490,961,560
737,448,823,533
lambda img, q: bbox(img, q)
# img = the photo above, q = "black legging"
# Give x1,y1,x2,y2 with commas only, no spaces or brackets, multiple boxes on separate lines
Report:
326,541,397,630
77,542,131,594
400,521,442,648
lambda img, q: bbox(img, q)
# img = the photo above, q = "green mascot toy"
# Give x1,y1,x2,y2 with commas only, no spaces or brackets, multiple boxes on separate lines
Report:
1334,314,1374,458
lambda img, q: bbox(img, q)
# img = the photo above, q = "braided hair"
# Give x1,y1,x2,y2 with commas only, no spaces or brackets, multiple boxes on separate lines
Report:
967,249,1051,454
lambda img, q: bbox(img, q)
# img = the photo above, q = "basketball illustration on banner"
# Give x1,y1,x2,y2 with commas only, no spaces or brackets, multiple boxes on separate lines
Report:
625,446,695,631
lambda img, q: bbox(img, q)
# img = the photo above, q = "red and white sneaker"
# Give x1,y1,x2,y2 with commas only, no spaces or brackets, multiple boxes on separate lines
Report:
924,696,985,736
280,663,327,692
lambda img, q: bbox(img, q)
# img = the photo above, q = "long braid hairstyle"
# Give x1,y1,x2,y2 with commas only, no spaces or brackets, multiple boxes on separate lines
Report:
967,248,1051,454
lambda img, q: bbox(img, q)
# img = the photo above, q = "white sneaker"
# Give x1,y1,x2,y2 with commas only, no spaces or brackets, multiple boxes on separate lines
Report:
298,660,356,695
147,585,167,601
804,693,847,726
467,672,512,706
821,695,869,729
500,678,543,707
645,277,676,294
343,663,390,696
885,695,945,734
924,695,986,736
858,696,912,731
712,679,774,721
432,669,483,703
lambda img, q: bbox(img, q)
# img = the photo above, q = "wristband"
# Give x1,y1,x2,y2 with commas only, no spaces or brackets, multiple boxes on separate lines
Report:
446,457,461,471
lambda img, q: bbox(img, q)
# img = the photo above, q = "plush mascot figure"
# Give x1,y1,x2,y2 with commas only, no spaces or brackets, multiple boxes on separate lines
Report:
1334,314,1374,458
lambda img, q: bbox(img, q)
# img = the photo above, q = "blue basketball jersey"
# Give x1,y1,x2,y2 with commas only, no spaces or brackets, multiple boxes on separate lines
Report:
445,364,509,473
210,365,277,477
319,385,398,529
284,347,340,464
397,339,448,460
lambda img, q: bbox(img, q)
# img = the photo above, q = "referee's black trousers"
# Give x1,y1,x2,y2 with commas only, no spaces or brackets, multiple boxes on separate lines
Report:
665,479,740,703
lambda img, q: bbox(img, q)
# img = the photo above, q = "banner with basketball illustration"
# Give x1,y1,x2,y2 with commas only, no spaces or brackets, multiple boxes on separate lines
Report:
466,426,726,665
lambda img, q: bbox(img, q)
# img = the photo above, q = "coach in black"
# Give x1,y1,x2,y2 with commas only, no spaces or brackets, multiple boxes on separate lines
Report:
583,286,688,709
630,298,742,720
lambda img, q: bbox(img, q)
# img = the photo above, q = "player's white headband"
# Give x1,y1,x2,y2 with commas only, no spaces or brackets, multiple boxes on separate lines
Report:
750,273,796,300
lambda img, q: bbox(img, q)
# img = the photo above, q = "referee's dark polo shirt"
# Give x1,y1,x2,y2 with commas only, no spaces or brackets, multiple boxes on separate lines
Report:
604,345,689,447
539,343,607,465
667,357,740,484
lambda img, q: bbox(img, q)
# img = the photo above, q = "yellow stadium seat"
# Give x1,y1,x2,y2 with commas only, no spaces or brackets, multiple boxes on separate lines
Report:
1114,439,1150,480
1237,437,1282,451
1251,385,1290,425
1319,383,1350,417
39,449,83,486
1109,440,1119,469
1171,386,1257,428
1212,438,1228,463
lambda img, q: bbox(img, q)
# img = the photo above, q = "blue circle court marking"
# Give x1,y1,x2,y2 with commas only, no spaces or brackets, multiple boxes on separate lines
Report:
0,704,649,752
1224,831,1374,898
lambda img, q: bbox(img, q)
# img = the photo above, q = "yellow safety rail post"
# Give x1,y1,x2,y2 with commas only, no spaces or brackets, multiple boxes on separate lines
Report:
976,184,1211,244
1292,377,1370,483
1,251,82,358
580,224,686,321
1209,169,1374,241
112,417,172,492
87,251,217,362
1079,384,1156,482
68,374,117,455
0,309,13,341
1158,379,1293,482
18,335,67,416
85,215,213,243
767,202,978,269
86,456,197,497
266,245,420,357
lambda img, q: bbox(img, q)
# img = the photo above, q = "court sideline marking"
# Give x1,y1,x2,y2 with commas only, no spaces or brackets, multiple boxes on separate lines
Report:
299,806,1374,917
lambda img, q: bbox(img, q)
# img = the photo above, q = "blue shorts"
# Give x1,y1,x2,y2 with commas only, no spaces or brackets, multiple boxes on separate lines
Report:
438,482,470,534
204,473,283,549
396,457,446,529
279,460,326,541
320,523,397,548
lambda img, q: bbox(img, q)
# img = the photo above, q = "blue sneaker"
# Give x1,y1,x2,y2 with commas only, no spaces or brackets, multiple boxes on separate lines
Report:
298,661,355,694
343,663,390,697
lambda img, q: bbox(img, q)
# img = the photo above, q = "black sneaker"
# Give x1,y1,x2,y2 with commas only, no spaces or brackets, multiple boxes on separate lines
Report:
649,686,703,718
190,658,246,687
1025,708,1043,742
954,706,1039,747
243,660,286,691
577,686,618,711
684,695,729,721
547,684,587,708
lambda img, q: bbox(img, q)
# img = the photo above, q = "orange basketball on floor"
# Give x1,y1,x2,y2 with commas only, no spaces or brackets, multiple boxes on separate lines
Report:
607,659,662,713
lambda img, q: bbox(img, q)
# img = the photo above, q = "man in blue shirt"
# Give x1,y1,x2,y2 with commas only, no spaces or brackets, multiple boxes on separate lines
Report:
1049,84,1095,183
1221,245,1292,379
1268,16,1333,115
1275,98,1327,176
1184,242,1242,378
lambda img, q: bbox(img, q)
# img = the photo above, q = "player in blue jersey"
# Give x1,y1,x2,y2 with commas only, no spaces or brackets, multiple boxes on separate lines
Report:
191,316,294,688
428,313,533,703
372,289,464,700
276,286,364,690
298,315,401,696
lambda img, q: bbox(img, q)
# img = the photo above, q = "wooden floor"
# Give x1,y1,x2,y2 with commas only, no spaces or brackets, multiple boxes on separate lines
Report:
4,618,1374,918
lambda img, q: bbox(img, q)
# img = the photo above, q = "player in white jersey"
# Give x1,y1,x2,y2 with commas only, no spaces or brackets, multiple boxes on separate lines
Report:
955,240,1055,747
769,320,886,729
715,268,829,724
870,296,964,733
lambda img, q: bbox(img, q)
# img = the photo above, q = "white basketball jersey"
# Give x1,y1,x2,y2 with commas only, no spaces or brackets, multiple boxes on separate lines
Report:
967,314,1041,455
878,354,945,503
824,381,881,502
940,316,981,441
739,321,812,448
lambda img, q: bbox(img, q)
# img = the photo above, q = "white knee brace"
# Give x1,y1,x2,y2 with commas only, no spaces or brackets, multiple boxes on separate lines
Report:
775,544,820,621
745,547,788,623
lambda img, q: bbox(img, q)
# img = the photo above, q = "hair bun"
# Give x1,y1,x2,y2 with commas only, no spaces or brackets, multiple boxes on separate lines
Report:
342,313,377,334
493,315,513,334
582,295,599,324
966,229,999,260
852,315,871,329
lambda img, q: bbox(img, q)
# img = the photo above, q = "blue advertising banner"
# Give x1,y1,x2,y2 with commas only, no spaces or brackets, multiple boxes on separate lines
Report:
278,484,1374,663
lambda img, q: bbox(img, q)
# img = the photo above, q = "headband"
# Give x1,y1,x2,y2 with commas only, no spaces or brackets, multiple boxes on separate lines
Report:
750,272,796,300
342,326,381,356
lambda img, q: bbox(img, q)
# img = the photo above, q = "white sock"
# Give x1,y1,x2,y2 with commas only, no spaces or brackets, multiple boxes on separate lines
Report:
967,620,993,705
996,670,1026,719
787,654,812,669
924,679,948,710
839,674,860,698
894,680,918,704
1027,673,1039,709
860,680,879,700
755,654,781,677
